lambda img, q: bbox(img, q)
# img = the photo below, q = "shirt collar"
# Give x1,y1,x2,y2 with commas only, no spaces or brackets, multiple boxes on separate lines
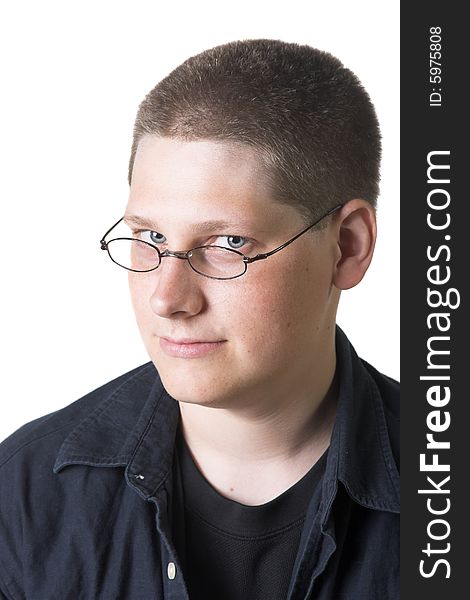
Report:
53,365,180,498
54,327,399,512
325,327,400,514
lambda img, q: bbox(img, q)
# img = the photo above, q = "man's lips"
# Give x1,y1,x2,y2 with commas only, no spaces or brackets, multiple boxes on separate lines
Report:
159,336,226,358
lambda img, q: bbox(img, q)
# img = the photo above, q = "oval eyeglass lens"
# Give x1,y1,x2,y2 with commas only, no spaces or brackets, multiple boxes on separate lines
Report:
108,239,159,271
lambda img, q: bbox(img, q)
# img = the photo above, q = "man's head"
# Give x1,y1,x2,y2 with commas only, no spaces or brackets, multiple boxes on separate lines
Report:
129,39,381,223
123,40,379,409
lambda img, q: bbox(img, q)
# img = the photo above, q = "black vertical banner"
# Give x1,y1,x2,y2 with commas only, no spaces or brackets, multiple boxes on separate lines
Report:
401,3,467,598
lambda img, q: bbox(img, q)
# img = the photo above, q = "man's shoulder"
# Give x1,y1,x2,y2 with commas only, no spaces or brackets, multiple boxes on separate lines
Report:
0,363,160,598
0,362,156,472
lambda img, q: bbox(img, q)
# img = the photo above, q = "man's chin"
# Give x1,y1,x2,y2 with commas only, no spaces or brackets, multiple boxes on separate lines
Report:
165,377,250,411
153,363,223,406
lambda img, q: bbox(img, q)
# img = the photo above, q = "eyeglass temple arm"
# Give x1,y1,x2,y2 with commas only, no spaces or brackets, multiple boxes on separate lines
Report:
244,203,344,264
100,217,125,248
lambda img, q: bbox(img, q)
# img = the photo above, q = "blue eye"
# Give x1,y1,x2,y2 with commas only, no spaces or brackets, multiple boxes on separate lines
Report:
138,231,166,245
217,235,247,250
150,231,166,244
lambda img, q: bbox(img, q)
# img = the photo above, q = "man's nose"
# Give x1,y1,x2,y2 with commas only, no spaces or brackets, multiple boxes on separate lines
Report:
149,255,206,319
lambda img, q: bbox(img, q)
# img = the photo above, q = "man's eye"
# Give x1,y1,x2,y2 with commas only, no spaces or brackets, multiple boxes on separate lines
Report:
216,235,247,250
139,230,167,245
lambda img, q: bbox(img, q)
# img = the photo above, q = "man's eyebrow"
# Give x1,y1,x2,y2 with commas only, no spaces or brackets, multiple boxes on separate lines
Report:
123,214,260,233
123,215,159,229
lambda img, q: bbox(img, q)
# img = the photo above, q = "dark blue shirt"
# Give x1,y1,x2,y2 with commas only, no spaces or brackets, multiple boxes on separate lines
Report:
0,328,399,599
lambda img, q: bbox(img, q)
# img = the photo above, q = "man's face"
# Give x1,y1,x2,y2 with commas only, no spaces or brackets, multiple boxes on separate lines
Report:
126,136,340,409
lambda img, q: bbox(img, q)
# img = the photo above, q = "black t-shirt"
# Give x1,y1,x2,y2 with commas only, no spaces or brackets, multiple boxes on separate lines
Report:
172,428,327,600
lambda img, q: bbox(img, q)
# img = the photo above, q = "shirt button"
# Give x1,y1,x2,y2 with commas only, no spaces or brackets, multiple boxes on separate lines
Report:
167,561,177,580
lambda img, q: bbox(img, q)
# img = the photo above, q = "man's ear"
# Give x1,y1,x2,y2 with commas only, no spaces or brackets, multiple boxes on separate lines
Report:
332,199,377,290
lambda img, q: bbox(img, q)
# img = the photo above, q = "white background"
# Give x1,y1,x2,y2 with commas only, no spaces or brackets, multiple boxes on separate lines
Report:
0,0,399,442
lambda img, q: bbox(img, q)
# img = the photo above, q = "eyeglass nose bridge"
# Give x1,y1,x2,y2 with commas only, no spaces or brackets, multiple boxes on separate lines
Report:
159,249,191,261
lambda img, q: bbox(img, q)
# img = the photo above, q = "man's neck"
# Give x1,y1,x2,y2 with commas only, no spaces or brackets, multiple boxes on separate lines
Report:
178,357,338,506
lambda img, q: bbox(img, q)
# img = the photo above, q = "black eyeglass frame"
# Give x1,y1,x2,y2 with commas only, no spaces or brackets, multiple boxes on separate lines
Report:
100,203,344,280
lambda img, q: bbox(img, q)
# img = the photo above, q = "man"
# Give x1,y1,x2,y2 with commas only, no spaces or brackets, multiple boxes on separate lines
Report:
0,39,399,599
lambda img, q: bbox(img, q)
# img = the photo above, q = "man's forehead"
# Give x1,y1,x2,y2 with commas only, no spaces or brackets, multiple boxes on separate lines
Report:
127,136,307,231
133,136,268,180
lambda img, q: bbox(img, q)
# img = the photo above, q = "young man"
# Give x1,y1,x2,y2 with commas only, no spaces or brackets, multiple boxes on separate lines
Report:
0,40,399,599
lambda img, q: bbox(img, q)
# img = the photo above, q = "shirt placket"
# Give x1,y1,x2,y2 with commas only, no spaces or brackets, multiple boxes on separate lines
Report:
125,389,189,600
151,493,190,600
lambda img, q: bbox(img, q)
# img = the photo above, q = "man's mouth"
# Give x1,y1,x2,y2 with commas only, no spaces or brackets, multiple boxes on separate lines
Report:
159,337,226,358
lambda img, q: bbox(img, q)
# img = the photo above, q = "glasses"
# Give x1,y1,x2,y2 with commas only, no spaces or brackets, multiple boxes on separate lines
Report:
100,204,343,280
